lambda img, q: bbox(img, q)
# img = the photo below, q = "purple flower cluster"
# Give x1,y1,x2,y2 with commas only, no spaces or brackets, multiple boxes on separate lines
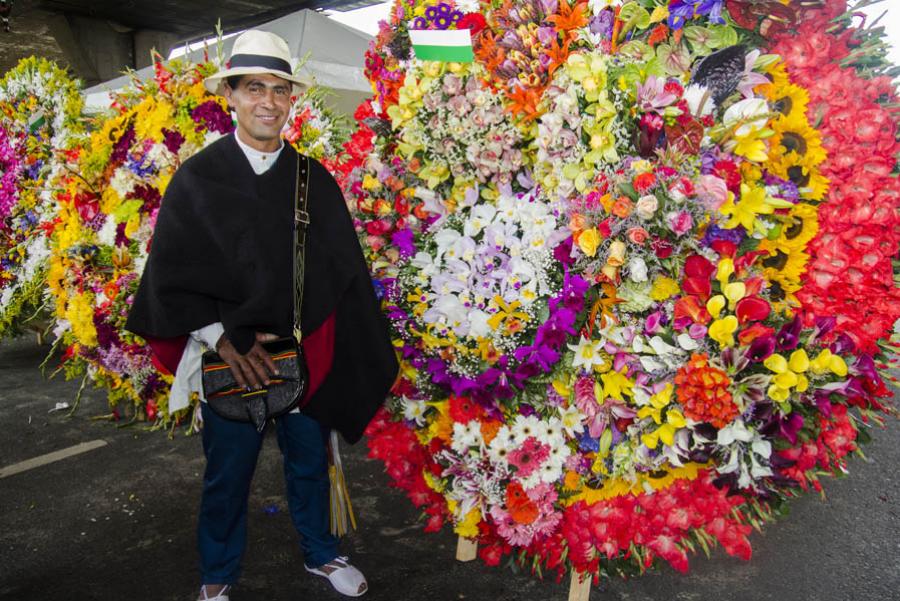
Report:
413,3,463,30
191,100,235,135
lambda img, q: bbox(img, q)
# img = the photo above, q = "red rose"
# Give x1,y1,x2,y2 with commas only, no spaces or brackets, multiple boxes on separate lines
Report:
651,237,674,259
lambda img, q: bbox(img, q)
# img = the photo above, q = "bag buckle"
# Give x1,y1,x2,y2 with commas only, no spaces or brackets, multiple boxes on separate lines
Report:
295,209,310,225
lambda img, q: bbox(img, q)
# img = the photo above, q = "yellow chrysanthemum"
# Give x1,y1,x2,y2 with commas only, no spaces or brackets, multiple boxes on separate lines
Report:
650,276,680,301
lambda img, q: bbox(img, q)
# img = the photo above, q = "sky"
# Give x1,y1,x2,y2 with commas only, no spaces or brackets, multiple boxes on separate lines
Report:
325,1,900,67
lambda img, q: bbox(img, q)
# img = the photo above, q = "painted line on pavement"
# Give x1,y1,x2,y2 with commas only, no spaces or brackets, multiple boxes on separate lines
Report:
0,439,108,479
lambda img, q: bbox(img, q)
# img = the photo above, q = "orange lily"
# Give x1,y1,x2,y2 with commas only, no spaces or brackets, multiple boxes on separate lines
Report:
547,0,589,35
505,85,545,122
545,34,573,78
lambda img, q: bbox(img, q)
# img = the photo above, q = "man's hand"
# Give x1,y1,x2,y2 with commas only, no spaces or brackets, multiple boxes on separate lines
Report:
215,333,280,391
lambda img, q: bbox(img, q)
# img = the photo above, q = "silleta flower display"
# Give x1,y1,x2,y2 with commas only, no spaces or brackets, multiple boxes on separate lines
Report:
0,57,83,339
0,0,897,587
347,0,899,580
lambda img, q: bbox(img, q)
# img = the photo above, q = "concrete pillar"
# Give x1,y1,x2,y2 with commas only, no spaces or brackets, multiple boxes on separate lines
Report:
46,14,132,86
134,29,179,69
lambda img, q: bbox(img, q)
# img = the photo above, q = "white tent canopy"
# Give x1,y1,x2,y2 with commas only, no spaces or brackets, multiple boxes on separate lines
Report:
82,9,373,114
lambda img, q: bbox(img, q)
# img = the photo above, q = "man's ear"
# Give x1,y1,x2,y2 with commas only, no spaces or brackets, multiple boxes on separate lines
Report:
222,83,234,110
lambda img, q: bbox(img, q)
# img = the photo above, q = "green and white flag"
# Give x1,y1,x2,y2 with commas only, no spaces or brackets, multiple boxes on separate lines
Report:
27,109,46,134
409,29,474,63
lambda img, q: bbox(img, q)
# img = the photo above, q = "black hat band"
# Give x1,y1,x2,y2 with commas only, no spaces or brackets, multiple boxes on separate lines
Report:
228,53,292,76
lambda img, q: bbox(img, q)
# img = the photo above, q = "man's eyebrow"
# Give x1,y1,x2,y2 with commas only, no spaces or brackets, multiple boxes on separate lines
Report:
245,79,289,89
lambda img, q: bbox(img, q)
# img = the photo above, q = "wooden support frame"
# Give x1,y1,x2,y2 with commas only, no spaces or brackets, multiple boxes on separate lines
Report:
568,569,592,601
455,536,478,562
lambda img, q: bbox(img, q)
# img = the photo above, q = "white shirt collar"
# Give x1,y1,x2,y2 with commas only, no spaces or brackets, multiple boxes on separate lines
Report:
234,131,284,175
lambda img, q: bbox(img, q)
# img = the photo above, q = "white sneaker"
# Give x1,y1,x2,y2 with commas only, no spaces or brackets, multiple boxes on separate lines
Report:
305,555,368,597
197,584,230,601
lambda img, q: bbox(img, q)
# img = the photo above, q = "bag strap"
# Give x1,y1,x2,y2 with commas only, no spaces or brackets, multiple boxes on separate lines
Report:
293,154,310,343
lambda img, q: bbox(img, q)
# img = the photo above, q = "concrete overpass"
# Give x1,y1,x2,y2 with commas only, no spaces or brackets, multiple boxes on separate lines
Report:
0,0,378,85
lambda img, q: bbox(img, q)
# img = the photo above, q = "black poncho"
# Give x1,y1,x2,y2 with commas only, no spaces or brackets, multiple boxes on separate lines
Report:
126,134,397,443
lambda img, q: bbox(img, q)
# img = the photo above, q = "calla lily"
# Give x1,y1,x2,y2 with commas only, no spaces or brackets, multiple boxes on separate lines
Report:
637,385,686,449
745,333,776,362
685,255,716,279
706,295,726,319
682,276,712,299
809,348,848,377
709,315,739,348
723,282,746,309
715,257,734,286
735,295,770,323
674,295,711,325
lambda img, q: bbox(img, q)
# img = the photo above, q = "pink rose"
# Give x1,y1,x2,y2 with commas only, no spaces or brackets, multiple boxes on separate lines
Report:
627,226,650,245
666,210,693,237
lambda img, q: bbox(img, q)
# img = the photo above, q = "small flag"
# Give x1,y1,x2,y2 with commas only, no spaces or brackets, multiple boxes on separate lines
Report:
409,29,474,63
27,109,46,134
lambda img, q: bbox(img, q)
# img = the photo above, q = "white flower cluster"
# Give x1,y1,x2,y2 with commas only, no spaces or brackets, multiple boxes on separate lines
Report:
407,186,566,352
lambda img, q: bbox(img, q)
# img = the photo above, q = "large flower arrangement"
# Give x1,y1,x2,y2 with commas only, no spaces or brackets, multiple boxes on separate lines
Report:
0,57,83,338
347,0,899,580
47,56,350,424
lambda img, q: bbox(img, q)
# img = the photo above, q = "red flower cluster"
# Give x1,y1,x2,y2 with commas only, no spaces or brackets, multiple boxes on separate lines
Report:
365,408,449,532
561,471,752,574
769,12,900,352
776,405,858,492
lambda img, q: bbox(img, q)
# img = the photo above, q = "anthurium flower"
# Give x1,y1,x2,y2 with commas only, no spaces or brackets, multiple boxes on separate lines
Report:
708,315,738,348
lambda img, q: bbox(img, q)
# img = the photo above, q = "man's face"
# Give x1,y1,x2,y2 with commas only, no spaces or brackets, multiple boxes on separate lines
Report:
223,73,292,149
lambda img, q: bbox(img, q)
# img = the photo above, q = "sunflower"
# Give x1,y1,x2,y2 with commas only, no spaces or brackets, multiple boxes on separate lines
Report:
767,150,830,201
769,112,826,166
758,79,809,123
775,202,819,250
759,245,809,307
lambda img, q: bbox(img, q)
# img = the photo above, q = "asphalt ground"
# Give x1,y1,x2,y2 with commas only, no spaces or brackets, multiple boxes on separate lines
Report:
0,335,898,601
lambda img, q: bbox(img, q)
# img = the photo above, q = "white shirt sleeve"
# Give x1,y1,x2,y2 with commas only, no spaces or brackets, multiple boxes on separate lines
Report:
193,322,225,350
168,322,225,411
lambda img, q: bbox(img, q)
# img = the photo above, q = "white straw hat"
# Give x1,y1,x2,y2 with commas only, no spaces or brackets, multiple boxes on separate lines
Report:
203,30,311,95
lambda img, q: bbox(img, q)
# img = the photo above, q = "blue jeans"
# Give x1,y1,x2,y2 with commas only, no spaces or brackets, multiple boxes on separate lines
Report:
197,404,339,584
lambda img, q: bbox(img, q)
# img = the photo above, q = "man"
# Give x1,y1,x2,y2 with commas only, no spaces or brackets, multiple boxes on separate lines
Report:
1,1,12,33
126,30,398,600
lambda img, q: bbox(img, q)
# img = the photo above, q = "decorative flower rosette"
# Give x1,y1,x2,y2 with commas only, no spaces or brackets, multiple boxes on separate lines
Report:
345,0,899,580
47,56,350,425
0,57,84,339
